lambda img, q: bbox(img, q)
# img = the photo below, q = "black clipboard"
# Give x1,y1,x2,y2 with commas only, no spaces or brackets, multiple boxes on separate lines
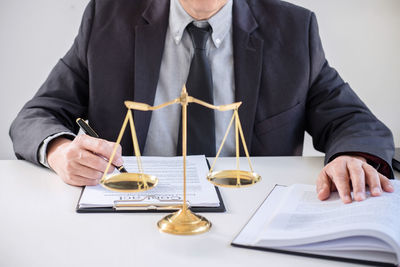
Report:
76,158,226,213
76,186,225,213
231,243,396,267
231,184,397,267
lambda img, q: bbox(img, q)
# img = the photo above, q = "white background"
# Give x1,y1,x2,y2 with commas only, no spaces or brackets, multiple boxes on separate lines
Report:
0,0,399,159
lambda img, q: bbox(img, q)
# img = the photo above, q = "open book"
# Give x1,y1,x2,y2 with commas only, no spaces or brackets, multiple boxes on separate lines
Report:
77,155,224,212
232,181,400,266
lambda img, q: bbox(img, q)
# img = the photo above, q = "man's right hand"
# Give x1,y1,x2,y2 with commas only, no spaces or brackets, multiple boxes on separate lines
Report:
47,135,123,186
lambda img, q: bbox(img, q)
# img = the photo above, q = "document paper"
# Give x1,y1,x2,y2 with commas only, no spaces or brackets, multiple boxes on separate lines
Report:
78,155,220,208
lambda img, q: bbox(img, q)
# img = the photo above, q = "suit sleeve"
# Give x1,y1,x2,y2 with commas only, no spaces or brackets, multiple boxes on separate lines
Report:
9,0,95,165
305,13,395,177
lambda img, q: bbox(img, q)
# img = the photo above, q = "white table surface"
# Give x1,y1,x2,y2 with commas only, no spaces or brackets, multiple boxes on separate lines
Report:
0,157,398,267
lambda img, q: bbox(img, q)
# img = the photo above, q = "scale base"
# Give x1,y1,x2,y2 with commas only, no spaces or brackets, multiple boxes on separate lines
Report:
100,173,158,193
157,208,211,235
207,170,261,187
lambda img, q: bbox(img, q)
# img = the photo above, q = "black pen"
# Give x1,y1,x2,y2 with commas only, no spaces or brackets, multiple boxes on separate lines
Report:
76,118,128,173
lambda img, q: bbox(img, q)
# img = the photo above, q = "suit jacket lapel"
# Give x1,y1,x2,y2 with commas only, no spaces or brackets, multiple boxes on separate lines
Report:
134,0,170,152
233,0,263,154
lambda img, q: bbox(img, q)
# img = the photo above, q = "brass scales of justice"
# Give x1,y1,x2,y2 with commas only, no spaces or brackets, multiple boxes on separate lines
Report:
100,85,261,235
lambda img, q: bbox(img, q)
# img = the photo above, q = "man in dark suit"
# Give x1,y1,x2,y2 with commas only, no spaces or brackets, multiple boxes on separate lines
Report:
10,0,395,203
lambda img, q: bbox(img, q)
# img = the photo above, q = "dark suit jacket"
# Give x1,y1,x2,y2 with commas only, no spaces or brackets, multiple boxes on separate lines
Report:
10,0,394,176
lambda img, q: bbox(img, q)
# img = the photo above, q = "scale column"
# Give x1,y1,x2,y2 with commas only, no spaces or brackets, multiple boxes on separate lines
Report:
157,86,211,235
181,89,188,212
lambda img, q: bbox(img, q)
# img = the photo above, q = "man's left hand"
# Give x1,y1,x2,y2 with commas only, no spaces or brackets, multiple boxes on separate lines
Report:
317,155,394,203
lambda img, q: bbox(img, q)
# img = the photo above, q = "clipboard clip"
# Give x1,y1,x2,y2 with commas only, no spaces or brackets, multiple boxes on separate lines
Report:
117,194,183,202
113,194,190,211
113,202,183,211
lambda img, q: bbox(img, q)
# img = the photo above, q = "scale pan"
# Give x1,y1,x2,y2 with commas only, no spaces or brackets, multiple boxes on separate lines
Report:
207,170,261,187
100,173,158,193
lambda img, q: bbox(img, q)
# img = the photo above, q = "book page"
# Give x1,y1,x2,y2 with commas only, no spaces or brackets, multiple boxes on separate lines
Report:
233,185,289,245
252,180,400,264
78,155,220,208
261,181,400,246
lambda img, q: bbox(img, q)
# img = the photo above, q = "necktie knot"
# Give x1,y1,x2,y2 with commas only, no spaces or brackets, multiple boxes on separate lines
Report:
186,23,212,50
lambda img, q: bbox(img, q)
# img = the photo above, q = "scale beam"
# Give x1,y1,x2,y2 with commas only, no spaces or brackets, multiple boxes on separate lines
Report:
100,85,261,235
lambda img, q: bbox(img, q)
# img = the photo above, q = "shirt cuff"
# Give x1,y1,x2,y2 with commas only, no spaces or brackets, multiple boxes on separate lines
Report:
38,132,76,168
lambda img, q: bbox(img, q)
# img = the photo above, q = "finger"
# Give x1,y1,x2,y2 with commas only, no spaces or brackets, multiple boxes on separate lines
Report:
64,175,100,187
363,163,382,197
76,149,116,173
71,162,105,180
347,161,366,201
329,171,352,204
74,135,124,166
316,171,332,201
379,174,394,193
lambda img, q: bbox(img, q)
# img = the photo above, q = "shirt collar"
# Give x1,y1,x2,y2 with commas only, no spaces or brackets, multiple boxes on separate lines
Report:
169,0,232,48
